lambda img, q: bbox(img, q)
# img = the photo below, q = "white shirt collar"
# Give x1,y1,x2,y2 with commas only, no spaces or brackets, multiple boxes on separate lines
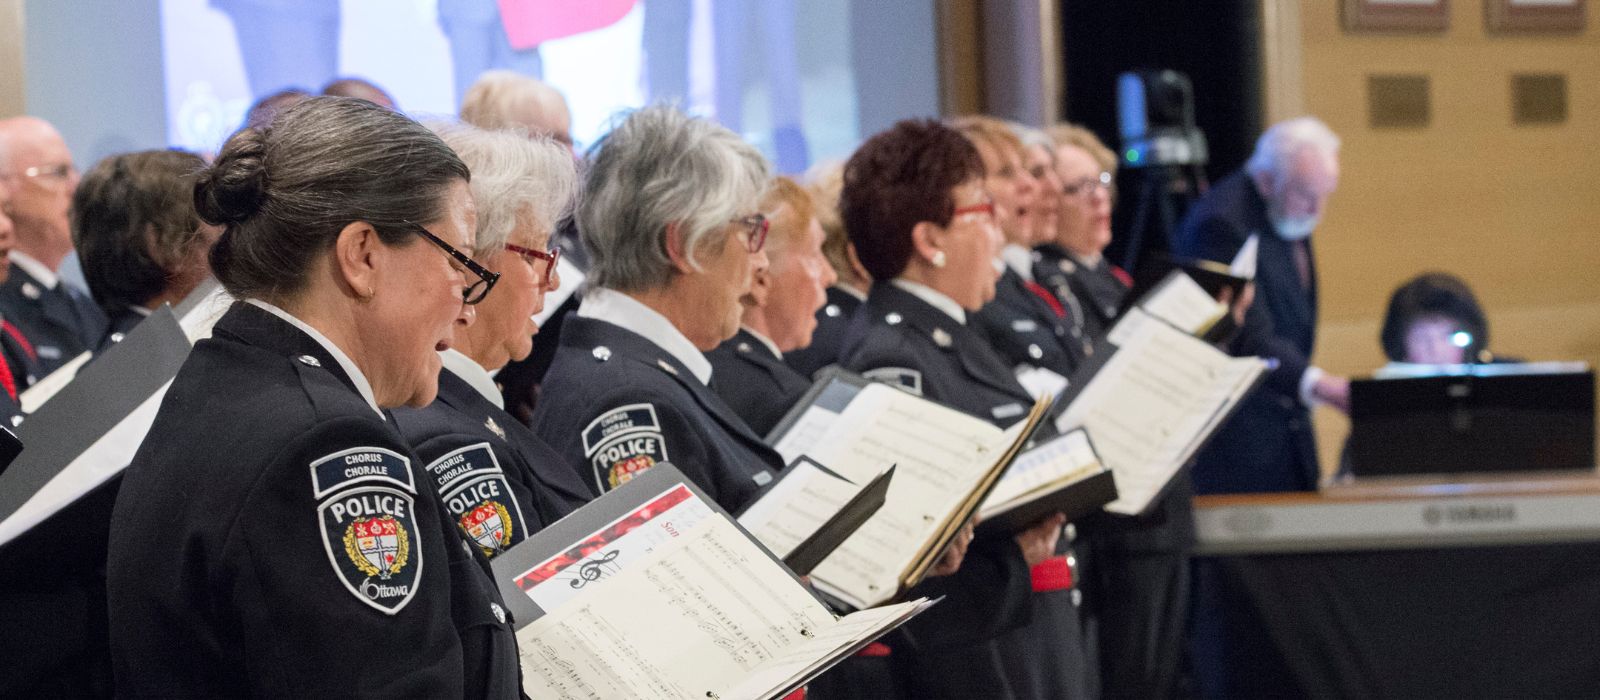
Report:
835,282,868,302
1067,249,1103,268
1000,244,1035,281
578,287,715,385
740,325,782,360
9,252,58,290
245,299,384,420
891,278,966,325
438,347,504,409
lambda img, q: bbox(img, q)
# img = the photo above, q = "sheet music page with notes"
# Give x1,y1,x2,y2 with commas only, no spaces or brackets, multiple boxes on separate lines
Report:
773,405,843,465
737,460,867,559
1057,320,1261,515
981,429,1101,516
800,384,1009,608
517,516,837,699
719,598,933,700
1138,272,1227,336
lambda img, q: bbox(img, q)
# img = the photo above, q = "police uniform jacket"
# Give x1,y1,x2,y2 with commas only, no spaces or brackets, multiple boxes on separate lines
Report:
783,285,864,380
528,289,785,513
98,306,147,350
0,258,108,374
107,301,521,698
971,265,1087,381
391,353,596,561
1172,170,1319,493
1033,244,1129,342
704,327,813,438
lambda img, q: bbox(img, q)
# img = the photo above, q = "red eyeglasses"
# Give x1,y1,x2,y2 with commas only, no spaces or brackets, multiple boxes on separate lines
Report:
503,243,562,289
951,200,996,219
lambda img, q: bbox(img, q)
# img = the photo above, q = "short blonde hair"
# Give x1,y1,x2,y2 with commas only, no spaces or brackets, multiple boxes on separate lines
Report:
1047,123,1118,176
460,71,570,141
948,115,1026,163
802,160,852,281
761,177,815,252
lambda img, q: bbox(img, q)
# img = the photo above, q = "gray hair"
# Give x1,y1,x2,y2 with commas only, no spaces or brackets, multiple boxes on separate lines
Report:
431,122,576,259
578,105,771,292
1246,116,1340,180
1009,122,1056,154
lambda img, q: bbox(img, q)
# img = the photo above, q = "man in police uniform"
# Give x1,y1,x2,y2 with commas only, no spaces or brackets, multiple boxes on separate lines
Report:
0,117,108,374
529,106,786,513
704,177,836,437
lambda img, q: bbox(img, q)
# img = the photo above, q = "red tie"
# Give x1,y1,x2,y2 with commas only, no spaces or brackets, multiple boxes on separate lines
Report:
1025,280,1067,319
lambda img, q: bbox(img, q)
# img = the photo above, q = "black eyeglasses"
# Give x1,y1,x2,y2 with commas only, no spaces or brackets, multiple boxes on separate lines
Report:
404,222,500,305
504,242,561,289
734,214,769,252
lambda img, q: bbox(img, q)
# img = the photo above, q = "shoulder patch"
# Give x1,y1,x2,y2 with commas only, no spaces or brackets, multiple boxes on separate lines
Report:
310,446,415,499
425,442,528,557
863,367,924,396
582,404,669,491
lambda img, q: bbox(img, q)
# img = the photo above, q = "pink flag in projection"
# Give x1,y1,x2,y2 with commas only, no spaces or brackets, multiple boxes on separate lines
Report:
497,0,639,50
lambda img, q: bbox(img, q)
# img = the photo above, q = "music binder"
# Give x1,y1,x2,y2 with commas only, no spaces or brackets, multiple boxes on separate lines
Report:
1050,316,1268,517
976,429,1119,535
488,464,930,699
737,457,895,576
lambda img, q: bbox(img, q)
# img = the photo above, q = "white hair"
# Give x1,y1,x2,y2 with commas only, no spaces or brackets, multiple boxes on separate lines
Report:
578,105,772,292
1246,116,1340,179
430,121,577,258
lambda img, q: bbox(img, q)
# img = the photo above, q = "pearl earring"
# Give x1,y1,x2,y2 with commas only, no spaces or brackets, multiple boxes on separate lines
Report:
931,251,947,268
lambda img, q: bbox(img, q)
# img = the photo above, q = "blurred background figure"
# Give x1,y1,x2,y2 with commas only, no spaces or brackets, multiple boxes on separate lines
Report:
1380,272,1494,366
460,70,574,148
241,88,312,131
71,149,218,348
1038,124,1128,345
320,77,396,110
0,116,107,374
438,0,545,105
704,176,837,436
781,161,869,380
0,171,31,417
211,0,340,97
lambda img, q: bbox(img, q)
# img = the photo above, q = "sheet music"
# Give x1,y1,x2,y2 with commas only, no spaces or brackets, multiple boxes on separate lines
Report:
1139,272,1227,336
773,405,843,465
719,599,932,700
737,461,866,559
518,516,836,699
981,430,1101,515
1057,321,1263,515
800,384,1007,608
1015,365,1070,400
1230,233,1259,279
19,351,92,414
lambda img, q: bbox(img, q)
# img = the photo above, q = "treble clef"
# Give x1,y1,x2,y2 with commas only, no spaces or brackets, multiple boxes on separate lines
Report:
569,550,622,589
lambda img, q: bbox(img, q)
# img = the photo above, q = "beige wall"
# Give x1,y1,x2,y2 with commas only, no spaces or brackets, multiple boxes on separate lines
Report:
0,0,23,117
1275,0,1600,474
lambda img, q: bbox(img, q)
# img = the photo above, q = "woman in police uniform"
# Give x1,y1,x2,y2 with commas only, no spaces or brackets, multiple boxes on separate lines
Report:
106,98,522,698
392,123,593,559
527,105,786,514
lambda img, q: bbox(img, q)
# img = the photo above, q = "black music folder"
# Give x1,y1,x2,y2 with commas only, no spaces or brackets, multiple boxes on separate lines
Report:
977,429,1118,536
737,457,895,576
1347,364,1595,478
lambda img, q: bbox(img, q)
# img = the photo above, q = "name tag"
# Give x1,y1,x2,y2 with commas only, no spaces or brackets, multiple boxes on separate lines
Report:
1011,320,1039,333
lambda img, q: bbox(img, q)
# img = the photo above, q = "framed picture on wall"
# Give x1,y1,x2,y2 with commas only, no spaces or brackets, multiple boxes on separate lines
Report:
1487,0,1587,32
1343,0,1451,32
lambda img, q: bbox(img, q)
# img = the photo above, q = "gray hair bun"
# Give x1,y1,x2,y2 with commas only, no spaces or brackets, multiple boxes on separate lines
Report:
194,128,269,226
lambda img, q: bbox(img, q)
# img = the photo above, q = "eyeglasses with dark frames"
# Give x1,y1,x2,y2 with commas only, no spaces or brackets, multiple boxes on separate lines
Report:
403,222,500,305
503,242,562,289
734,214,769,253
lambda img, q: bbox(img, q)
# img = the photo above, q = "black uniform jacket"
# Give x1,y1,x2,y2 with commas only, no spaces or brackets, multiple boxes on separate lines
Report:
98,306,147,350
0,263,107,374
783,285,862,380
529,314,786,513
1172,170,1319,493
704,328,813,438
838,281,1042,697
107,302,521,698
392,364,596,560
1033,244,1129,342
972,267,1087,381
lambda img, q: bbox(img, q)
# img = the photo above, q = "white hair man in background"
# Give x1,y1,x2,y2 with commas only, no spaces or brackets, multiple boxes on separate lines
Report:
1172,116,1344,495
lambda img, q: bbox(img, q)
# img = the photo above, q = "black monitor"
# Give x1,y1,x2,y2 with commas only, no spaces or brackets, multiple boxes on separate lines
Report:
1346,364,1595,478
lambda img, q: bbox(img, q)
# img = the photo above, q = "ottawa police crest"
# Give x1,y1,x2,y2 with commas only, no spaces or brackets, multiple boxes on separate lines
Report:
582,403,670,492
343,515,411,578
460,501,514,554
310,445,423,616
424,443,527,557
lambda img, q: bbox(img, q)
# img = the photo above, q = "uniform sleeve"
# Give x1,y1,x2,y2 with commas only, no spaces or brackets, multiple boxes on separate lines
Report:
574,390,718,502
221,415,468,698
900,535,1033,651
412,431,550,558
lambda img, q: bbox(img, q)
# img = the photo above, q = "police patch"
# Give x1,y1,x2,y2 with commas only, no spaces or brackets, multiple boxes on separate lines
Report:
318,486,423,615
310,446,415,499
582,404,669,491
863,367,924,396
425,443,527,557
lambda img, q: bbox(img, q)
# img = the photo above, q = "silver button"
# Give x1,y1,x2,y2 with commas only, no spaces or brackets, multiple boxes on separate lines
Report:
825,304,842,318
1064,523,1077,542
592,346,612,361
297,355,321,367
885,312,903,325
1071,589,1083,607
490,602,506,624
109,332,126,344
736,342,752,353
931,328,952,348
1027,344,1043,359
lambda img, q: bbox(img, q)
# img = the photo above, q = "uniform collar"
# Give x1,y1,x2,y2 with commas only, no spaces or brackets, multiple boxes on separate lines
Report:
438,347,503,409
1000,244,1036,281
834,282,868,302
578,286,714,385
739,325,782,360
244,299,383,419
1066,249,1103,269
9,252,58,290
890,278,966,325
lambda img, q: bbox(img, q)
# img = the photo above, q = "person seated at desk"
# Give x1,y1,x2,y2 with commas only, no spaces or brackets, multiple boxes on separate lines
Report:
704,176,836,437
1380,272,1497,366
71,149,220,348
391,123,593,561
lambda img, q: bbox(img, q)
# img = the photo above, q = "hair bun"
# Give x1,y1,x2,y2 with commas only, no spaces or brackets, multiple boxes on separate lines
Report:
194,129,269,226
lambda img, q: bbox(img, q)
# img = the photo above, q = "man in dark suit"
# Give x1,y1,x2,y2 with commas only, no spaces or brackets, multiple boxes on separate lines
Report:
0,117,108,375
1171,116,1348,495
